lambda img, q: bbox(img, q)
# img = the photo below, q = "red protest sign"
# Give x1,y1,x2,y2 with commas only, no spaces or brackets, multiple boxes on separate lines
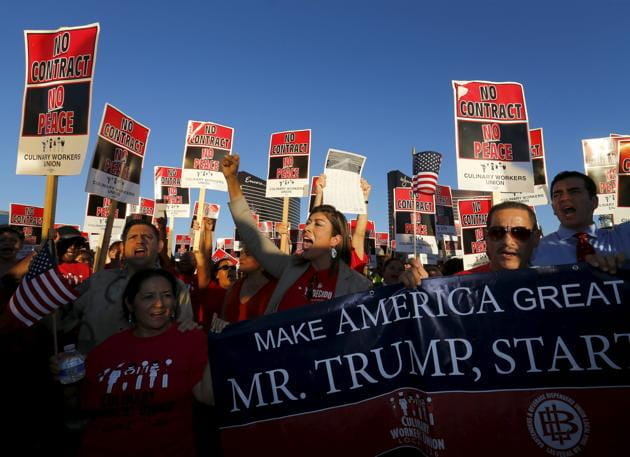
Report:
99,104,149,156
392,188,437,256
211,249,238,265
181,120,234,190
453,80,534,192
10,203,44,244
83,194,127,234
175,234,192,254
617,139,630,209
85,104,150,204
457,197,492,270
266,129,311,198
154,166,190,217
18,23,100,175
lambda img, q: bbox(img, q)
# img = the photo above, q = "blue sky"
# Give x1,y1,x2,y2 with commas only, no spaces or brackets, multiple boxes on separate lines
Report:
1,0,629,243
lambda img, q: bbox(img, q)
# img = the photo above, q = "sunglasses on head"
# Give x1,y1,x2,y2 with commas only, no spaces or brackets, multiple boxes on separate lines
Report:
486,226,533,242
218,265,236,271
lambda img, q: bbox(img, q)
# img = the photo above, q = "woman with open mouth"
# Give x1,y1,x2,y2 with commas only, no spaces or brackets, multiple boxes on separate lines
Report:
221,154,372,314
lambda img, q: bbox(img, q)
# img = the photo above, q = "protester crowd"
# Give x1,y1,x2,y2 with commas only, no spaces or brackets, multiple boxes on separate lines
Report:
0,165,628,456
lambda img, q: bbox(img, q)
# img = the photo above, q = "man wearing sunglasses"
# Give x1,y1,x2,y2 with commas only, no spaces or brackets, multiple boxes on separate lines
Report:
458,201,540,275
532,171,629,272
399,202,538,284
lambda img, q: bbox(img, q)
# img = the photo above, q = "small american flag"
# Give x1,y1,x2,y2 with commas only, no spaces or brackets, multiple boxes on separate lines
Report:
412,150,442,195
8,241,78,327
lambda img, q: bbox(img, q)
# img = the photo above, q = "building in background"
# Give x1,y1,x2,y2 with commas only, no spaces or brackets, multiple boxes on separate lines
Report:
238,171,301,228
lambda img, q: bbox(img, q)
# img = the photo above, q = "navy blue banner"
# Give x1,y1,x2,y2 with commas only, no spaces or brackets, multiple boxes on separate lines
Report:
209,265,630,456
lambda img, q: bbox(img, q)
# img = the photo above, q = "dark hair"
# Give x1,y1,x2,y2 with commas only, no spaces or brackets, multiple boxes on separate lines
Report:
550,171,597,198
382,257,404,273
441,257,464,276
308,204,351,266
122,268,179,323
0,225,24,242
56,225,83,240
121,220,161,242
56,236,88,260
486,201,538,230
210,258,234,281
425,265,442,276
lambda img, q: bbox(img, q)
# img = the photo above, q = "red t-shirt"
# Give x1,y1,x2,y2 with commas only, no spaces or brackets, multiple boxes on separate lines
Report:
349,248,369,274
277,266,338,312
223,276,278,323
57,262,92,285
455,263,492,275
80,325,207,457
193,281,227,330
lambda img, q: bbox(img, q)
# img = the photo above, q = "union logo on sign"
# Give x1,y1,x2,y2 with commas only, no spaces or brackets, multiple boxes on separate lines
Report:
527,393,590,456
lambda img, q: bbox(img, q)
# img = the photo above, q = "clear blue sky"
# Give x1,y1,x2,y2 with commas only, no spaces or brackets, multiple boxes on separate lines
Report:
1,0,629,243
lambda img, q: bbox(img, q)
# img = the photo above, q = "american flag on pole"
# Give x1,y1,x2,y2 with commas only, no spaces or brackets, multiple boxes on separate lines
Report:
412,150,442,195
8,241,78,327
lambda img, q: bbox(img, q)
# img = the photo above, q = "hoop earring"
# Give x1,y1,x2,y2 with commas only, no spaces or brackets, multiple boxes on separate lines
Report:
331,247,337,259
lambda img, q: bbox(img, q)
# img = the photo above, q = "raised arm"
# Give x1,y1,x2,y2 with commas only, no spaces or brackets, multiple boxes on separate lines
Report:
221,155,291,278
194,217,214,289
311,174,326,210
351,178,372,260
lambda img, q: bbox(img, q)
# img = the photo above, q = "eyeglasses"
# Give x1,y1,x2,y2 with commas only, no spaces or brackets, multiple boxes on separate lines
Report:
218,265,236,271
486,226,534,242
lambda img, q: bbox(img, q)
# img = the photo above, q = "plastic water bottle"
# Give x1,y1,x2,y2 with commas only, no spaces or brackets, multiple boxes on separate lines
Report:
58,344,86,385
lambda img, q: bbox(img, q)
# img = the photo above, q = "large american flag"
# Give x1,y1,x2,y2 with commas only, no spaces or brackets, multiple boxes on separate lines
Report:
9,242,78,327
412,150,442,195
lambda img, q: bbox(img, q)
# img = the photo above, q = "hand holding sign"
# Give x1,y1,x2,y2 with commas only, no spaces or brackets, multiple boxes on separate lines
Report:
360,177,371,201
399,258,428,289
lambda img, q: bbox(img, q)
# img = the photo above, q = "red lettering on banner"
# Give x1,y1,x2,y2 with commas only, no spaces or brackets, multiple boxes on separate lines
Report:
193,159,220,171
530,143,542,158
165,195,183,204
37,110,75,134
473,142,513,160
471,240,486,253
103,159,130,179
599,181,615,194
481,123,501,141
96,206,119,218
47,85,65,111
404,224,428,235
276,168,300,179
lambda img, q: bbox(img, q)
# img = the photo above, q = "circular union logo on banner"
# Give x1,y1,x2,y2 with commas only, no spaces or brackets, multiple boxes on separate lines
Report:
526,393,590,456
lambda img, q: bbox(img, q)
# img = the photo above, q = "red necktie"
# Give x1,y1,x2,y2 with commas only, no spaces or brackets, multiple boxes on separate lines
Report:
574,232,595,262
